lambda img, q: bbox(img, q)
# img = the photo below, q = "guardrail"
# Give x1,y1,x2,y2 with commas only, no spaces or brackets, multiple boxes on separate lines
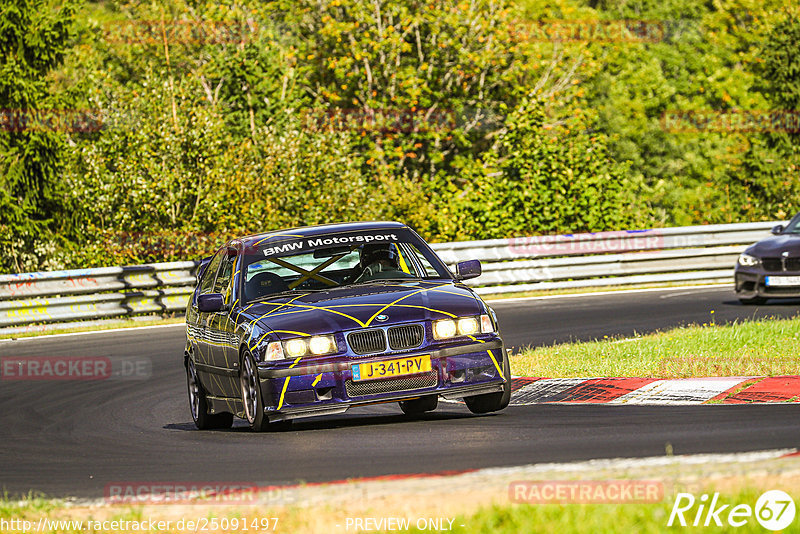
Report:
0,221,782,334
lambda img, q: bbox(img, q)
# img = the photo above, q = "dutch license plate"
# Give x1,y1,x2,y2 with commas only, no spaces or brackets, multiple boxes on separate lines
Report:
765,276,800,287
351,355,431,382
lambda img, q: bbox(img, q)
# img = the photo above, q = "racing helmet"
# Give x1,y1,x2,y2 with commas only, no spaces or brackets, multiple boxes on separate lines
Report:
359,244,399,269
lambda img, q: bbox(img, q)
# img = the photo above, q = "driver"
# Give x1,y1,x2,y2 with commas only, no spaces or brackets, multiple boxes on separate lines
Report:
353,244,403,282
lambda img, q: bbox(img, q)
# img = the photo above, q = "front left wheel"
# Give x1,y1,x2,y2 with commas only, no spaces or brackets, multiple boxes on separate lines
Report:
465,349,511,415
187,359,233,430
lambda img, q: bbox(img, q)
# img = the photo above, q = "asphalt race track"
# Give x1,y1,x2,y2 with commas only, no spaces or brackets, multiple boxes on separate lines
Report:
1,286,799,499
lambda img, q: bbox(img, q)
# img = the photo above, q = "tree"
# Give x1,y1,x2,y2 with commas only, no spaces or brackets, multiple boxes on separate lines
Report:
0,0,79,271
734,8,800,220
453,95,636,239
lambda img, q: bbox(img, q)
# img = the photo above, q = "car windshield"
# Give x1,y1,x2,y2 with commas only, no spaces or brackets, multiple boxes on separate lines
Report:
783,213,800,234
241,229,452,302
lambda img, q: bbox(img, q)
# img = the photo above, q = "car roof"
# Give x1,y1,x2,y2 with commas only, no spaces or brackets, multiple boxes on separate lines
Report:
235,221,410,248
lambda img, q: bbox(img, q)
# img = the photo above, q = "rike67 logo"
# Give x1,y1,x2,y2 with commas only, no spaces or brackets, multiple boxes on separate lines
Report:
668,490,796,531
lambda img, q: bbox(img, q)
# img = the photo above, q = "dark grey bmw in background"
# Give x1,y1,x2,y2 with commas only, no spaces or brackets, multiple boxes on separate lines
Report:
735,212,800,304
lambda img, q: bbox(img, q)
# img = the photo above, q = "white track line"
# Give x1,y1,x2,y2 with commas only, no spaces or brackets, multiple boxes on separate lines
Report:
470,448,798,477
0,322,185,343
490,283,729,305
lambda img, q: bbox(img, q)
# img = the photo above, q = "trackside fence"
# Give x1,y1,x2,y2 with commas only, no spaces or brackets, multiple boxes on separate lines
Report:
0,221,783,334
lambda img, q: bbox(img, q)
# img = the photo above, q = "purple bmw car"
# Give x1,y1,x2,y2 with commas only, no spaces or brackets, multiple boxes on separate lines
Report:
184,221,510,431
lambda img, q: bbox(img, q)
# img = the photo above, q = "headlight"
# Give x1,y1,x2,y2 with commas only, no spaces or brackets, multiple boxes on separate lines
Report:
283,335,338,358
738,253,761,266
433,316,490,339
285,338,307,358
308,335,335,355
457,317,479,336
433,319,457,339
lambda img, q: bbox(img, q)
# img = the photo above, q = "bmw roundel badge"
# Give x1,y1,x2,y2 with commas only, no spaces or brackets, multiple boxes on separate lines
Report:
376,314,389,322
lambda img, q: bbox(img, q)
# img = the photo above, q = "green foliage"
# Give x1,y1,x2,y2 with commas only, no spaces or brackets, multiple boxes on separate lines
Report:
733,8,800,221
0,0,79,271
3,0,800,273
453,96,635,238
758,9,800,111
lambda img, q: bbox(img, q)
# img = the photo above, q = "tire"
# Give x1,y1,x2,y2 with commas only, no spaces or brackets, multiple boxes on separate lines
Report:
399,395,438,416
465,349,511,415
240,351,291,432
739,296,767,305
187,359,233,430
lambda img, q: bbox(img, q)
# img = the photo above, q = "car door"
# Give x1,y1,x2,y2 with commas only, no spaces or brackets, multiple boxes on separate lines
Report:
205,247,239,398
192,247,225,391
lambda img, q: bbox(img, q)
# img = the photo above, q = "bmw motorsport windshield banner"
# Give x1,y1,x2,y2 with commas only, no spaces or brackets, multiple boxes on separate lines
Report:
255,228,411,257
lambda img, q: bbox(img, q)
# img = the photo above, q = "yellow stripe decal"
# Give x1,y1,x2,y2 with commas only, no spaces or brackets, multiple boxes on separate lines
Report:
312,374,322,387
252,329,309,349
246,294,309,341
256,302,366,327
276,377,290,410
365,284,449,326
264,292,310,317
395,244,411,274
276,357,303,410
486,349,504,377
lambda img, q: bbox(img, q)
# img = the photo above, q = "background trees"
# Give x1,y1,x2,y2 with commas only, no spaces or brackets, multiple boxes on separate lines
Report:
1,0,798,272
0,0,79,271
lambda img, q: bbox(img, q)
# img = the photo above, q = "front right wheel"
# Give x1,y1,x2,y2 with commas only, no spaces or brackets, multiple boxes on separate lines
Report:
465,349,511,415
240,351,291,432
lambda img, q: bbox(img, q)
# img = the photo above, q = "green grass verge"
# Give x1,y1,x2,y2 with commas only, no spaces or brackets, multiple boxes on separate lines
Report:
410,488,784,534
510,315,800,378
2,486,792,533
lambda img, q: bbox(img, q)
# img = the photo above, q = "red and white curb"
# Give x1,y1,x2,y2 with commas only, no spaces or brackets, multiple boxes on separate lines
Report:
508,376,800,405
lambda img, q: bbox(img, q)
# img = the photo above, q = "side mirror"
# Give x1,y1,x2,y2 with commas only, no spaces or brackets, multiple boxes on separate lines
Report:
456,260,482,281
198,293,226,313
771,225,784,235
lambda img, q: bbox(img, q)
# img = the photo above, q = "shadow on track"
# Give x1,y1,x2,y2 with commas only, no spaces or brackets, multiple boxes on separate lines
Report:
164,409,486,434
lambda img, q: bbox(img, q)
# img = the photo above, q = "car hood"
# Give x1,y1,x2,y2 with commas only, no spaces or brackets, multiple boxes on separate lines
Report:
242,281,484,338
745,234,800,257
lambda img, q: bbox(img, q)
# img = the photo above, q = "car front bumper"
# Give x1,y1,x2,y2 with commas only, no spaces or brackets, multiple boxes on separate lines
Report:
735,269,800,299
256,340,507,422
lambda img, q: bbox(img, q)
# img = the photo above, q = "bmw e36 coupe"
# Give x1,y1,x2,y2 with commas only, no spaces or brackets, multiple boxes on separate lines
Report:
184,221,510,431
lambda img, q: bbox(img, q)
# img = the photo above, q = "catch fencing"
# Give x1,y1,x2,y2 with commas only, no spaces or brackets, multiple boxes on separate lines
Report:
0,221,782,334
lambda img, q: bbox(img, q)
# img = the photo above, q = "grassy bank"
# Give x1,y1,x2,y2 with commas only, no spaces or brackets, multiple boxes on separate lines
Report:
510,316,800,378
417,488,785,534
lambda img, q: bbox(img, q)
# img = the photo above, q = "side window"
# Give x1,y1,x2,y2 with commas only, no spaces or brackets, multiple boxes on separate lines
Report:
213,252,236,302
199,249,225,295
406,243,439,277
